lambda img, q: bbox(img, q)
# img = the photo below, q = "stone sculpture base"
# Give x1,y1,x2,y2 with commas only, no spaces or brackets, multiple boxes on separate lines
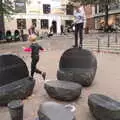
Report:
88,94,120,120
38,102,75,120
57,68,96,86
44,80,82,101
57,48,97,87
0,77,35,105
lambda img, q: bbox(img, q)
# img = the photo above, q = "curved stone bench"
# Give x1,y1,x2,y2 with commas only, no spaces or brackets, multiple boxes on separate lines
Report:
0,54,35,105
38,102,75,120
44,80,82,101
88,94,120,120
57,48,97,86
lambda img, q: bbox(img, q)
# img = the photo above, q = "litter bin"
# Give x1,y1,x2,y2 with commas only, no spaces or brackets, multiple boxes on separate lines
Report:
8,100,24,120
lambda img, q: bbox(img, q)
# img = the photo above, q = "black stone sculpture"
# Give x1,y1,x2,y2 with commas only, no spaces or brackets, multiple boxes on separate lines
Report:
0,54,35,105
8,100,23,120
57,48,97,86
88,94,120,120
38,101,75,120
44,80,82,101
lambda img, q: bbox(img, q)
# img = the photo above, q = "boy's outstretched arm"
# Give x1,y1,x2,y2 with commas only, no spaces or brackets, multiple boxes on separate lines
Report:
39,45,44,51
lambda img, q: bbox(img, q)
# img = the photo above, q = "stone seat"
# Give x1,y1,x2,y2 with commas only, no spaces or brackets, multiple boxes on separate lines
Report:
38,102,75,120
44,80,82,101
57,48,97,86
0,54,35,105
88,94,120,120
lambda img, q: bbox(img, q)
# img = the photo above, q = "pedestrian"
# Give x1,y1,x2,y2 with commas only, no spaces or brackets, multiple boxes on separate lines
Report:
73,5,86,48
47,25,53,38
28,24,38,35
28,34,46,79
60,24,64,35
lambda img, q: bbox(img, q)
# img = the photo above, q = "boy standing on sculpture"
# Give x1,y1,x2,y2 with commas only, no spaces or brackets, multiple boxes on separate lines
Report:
73,5,86,48
29,34,46,79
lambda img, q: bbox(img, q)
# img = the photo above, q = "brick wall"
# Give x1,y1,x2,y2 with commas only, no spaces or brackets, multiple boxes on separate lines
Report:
84,5,95,29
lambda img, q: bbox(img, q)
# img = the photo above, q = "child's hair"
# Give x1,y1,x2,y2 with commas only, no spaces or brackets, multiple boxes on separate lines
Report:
29,34,37,42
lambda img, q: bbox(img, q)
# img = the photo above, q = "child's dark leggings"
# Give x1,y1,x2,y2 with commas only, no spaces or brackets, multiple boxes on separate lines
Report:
31,56,42,77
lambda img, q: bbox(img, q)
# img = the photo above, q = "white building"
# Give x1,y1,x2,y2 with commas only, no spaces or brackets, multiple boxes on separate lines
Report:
4,0,74,34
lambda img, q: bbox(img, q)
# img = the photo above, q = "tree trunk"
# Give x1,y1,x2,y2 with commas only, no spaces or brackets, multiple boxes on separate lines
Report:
104,3,109,32
0,15,5,33
0,0,5,35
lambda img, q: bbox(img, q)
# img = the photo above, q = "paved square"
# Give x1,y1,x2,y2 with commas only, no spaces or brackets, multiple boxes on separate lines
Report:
0,34,120,120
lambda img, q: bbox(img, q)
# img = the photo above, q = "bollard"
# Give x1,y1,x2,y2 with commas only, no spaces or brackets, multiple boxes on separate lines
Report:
96,37,100,52
115,31,118,43
8,100,23,120
107,32,110,47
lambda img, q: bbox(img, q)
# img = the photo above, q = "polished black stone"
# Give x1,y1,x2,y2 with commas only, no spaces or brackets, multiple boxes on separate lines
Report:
8,100,23,120
0,54,35,105
44,80,82,101
38,102,75,120
0,54,28,87
57,48,97,86
88,94,120,120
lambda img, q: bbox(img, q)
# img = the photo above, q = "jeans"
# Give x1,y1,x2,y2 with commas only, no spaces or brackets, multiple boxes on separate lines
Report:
74,23,84,47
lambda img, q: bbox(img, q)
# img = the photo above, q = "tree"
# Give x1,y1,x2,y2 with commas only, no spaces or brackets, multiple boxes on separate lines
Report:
69,0,119,32
0,0,14,34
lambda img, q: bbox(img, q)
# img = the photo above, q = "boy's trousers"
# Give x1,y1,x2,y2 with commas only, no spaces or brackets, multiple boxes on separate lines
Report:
74,23,84,47
31,56,42,77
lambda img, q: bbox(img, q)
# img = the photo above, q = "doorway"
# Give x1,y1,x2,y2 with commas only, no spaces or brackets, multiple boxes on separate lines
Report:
52,20,57,33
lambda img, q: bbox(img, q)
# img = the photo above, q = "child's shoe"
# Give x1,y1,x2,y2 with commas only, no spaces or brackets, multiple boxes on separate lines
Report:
42,72,46,80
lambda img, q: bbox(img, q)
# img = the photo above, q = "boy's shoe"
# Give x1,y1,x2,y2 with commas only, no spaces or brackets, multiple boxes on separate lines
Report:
72,45,78,48
42,72,46,80
79,44,82,49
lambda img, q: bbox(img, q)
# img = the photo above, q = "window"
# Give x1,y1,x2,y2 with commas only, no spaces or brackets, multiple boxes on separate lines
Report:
95,4,97,14
32,19,37,27
43,4,51,14
41,19,49,29
99,4,105,13
66,4,73,15
17,19,26,29
65,20,73,26
15,0,26,13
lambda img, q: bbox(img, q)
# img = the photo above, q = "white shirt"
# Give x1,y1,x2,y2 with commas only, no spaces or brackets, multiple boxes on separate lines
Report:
74,7,86,27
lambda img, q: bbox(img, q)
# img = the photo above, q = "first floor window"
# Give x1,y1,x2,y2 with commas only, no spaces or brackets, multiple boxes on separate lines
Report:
41,19,49,29
32,19,37,27
43,4,51,14
17,19,26,29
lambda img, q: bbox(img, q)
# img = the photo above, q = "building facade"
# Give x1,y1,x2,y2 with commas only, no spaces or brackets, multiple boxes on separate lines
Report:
94,2,120,29
84,5,95,29
4,0,74,34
